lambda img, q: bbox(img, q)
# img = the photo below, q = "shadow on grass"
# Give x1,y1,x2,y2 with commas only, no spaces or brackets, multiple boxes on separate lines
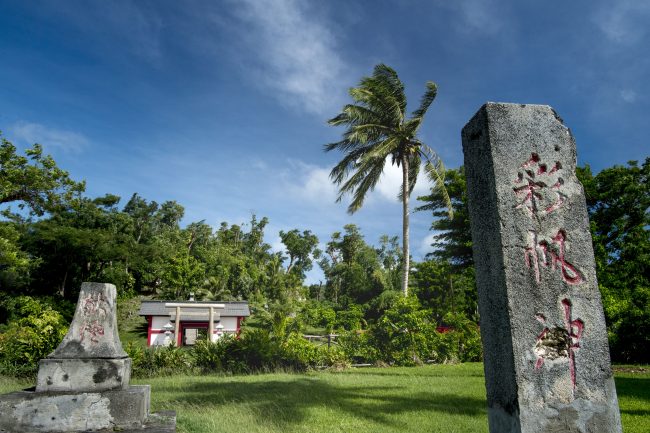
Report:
615,376,650,402
155,377,486,429
347,368,485,379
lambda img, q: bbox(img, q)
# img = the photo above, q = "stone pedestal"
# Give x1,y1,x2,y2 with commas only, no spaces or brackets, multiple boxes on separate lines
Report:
0,386,150,433
0,282,176,432
36,358,132,392
462,103,622,433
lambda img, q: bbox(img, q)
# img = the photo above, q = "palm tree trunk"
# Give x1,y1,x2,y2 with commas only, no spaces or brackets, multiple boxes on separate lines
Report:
401,155,410,296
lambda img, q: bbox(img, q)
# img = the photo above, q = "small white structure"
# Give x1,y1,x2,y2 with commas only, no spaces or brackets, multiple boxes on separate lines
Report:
139,300,250,347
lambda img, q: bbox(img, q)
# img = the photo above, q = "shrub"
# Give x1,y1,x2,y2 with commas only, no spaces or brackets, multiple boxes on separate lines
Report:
235,328,281,373
441,312,483,362
281,333,320,370
126,342,192,377
335,304,365,331
192,337,231,372
337,330,377,364
424,328,459,363
317,345,350,370
0,296,68,376
371,296,433,366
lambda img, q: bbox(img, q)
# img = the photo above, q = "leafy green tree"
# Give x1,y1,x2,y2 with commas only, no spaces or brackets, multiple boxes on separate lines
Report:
158,250,206,300
376,234,403,292
319,225,387,308
279,229,320,278
0,296,68,375
325,64,451,296
372,295,433,365
0,221,32,288
21,195,132,299
411,260,477,322
1,134,85,216
577,159,649,363
416,166,472,269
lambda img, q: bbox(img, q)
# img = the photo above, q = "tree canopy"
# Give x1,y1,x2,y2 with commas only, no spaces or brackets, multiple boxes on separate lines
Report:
325,64,451,296
1,134,85,216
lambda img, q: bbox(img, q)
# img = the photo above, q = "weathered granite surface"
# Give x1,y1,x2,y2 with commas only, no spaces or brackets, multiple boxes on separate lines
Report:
37,358,132,393
36,283,129,393
0,282,175,432
462,103,622,433
0,385,149,432
48,282,127,359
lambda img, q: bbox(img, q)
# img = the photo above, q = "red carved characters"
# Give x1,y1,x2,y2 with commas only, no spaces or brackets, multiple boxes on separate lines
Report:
514,153,566,217
534,299,584,390
79,292,109,344
524,230,583,285
80,320,105,343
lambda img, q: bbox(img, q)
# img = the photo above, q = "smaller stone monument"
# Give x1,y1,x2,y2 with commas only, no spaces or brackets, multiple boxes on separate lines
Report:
0,282,176,432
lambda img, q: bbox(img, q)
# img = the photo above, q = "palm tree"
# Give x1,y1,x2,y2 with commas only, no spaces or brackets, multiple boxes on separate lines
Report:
325,64,452,296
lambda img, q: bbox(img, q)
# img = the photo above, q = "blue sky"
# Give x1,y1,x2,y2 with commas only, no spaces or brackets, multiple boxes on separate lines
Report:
1,1,648,284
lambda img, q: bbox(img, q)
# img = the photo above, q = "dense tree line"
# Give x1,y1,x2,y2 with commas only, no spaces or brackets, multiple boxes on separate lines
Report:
0,136,320,317
1,134,647,365
417,161,649,363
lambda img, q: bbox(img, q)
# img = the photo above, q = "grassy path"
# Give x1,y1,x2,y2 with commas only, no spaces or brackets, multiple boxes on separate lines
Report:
1,363,647,432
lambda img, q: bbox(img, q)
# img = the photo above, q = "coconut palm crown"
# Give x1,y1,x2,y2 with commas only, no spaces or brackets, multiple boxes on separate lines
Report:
325,64,452,296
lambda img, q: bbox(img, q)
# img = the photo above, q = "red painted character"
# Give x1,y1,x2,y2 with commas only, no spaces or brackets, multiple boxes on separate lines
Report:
534,299,584,390
514,153,566,217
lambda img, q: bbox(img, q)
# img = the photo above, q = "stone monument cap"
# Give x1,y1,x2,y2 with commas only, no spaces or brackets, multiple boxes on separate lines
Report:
48,282,127,359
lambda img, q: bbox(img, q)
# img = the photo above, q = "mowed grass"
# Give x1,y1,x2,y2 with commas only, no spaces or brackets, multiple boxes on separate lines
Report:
139,364,488,433
1,364,647,432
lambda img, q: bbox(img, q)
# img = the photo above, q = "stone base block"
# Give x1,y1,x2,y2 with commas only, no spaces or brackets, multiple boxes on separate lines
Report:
36,358,131,392
0,385,150,432
95,411,177,433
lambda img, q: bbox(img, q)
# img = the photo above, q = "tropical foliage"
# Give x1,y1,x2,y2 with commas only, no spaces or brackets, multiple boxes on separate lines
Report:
325,64,451,295
0,131,647,373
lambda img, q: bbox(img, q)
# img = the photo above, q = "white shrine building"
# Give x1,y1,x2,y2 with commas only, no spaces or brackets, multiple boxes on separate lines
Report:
138,300,250,347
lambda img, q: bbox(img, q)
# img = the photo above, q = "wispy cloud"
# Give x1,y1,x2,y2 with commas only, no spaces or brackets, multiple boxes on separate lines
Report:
433,0,506,36
283,160,339,204
7,121,89,153
283,158,435,209
620,89,637,104
224,0,348,115
418,233,437,257
592,1,650,44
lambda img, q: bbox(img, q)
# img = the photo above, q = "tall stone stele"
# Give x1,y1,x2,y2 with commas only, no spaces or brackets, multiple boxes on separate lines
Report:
462,103,622,433
0,282,175,433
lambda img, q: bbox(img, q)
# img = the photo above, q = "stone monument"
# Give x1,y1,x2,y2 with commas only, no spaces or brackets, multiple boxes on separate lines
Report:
0,282,176,432
462,103,622,433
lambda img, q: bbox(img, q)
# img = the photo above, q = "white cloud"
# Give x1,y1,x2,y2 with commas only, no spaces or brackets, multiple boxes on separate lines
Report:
456,0,503,35
592,1,650,44
620,89,637,103
418,233,437,257
376,161,432,203
7,122,89,153
434,0,505,36
270,235,286,254
225,0,348,115
283,158,436,211
284,160,339,204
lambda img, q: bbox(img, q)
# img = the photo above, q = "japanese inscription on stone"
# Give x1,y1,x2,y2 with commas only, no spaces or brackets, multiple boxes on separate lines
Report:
511,152,586,388
79,291,108,344
463,102,621,433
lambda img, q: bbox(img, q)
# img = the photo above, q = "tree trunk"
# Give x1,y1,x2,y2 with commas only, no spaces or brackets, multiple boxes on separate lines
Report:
401,155,410,296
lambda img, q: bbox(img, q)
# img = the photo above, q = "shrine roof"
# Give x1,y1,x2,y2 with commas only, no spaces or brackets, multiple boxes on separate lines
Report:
139,300,250,318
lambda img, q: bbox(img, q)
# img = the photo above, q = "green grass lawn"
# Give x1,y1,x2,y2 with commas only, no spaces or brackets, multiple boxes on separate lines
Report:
1,364,647,433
